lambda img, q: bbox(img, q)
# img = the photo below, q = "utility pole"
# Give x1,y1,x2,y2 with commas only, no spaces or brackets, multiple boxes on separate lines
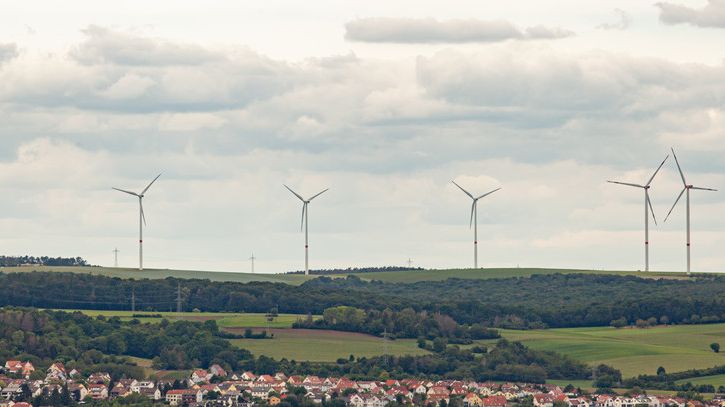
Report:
113,248,119,268
176,282,182,313
249,253,256,274
131,287,136,312
407,258,413,268
382,328,390,366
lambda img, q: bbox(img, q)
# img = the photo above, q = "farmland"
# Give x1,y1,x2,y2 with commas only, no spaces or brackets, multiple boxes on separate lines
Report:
220,323,725,378
43,308,725,380
54,309,319,328
0,265,705,285
491,324,725,378
228,328,429,362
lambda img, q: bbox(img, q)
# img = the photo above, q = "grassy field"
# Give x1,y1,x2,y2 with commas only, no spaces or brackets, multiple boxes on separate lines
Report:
0,266,312,285
2,265,707,285
339,268,696,283
228,328,429,362
59,309,317,328
487,324,725,378
674,374,725,386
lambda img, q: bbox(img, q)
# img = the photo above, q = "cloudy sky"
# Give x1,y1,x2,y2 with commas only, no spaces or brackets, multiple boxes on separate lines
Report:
1,0,724,273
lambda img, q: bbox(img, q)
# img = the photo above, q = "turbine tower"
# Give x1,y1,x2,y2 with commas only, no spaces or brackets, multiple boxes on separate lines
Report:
452,180,500,269
284,185,328,275
113,174,161,271
607,155,669,272
664,148,717,274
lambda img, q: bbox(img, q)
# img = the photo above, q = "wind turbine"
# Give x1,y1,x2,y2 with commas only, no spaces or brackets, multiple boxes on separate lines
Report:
607,155,669,272
452,180,500,269
664,148,717,274
284,185,328,275
113,174,161,271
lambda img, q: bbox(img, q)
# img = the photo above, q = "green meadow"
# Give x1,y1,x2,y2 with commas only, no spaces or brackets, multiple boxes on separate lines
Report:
2,265,704,285
491,324,725,378
59,309,318,328
229,329,429,362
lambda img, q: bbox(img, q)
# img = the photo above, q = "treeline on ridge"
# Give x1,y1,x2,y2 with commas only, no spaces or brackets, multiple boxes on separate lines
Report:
0,256,89,267
0,272,723,332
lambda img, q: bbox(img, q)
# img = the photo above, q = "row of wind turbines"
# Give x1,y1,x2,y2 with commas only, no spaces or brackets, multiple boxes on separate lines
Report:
607,148,717,274
112,147,715,275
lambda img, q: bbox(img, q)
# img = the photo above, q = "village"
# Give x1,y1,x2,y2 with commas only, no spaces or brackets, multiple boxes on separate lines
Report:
1,360,723,407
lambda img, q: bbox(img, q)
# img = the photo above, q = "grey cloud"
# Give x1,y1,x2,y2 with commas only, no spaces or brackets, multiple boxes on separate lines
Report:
0,43,18,64
415,48,725,120
72,25,225,66
597,9,631,30
656,0,725,28
344,17,573,43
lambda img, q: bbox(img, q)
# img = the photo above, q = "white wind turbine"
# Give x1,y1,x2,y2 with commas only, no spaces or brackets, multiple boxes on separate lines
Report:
607,155,669,272
284,185,328,276
113,174,161,271
452,180,501,269
664,148,717,274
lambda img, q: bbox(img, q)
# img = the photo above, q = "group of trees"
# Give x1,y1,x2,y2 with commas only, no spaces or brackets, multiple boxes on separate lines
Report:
294,305,499,342
0,256,89,267
622,365,725,393
1,271,723,334
0,308,612,384
0,308,253,372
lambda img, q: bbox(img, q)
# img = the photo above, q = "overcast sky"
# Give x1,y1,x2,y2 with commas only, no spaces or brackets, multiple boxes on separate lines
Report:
1,0,724,273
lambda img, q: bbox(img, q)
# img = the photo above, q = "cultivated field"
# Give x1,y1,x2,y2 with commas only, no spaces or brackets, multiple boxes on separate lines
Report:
59,309,318,328
228,328,429,362
675,374,725,386
489,324,725,378
0,266,311,284
2,265,705,285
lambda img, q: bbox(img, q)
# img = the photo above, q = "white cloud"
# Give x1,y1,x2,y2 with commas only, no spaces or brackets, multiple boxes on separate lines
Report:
344,18,573,43
100,73,156,100
597,9,632,31
72,25,225,66
656,0,725,28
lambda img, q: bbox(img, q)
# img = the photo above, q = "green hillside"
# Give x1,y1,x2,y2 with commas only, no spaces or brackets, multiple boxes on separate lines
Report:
1,265,705,285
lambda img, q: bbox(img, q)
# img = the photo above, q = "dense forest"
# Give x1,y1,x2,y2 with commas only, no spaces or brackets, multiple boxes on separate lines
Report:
1,272,723,332
0,256,89,267
0,308,604,383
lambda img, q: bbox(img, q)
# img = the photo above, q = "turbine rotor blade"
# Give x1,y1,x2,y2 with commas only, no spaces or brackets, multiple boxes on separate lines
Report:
140,199,147,226
476,187,501,200
113,187,139,197
284,184,305,202
469,201,475,228
451,180,473,199
607,181,644,188
300,203,307,232
691,186,718,191
141,173,162,195
309,188,329,201
645,155,669,187
664,187,686,222
671,147,687,186
646,191,657,226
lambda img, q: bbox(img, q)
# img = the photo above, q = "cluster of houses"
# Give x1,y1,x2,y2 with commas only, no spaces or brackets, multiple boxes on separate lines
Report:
1,360,724,407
